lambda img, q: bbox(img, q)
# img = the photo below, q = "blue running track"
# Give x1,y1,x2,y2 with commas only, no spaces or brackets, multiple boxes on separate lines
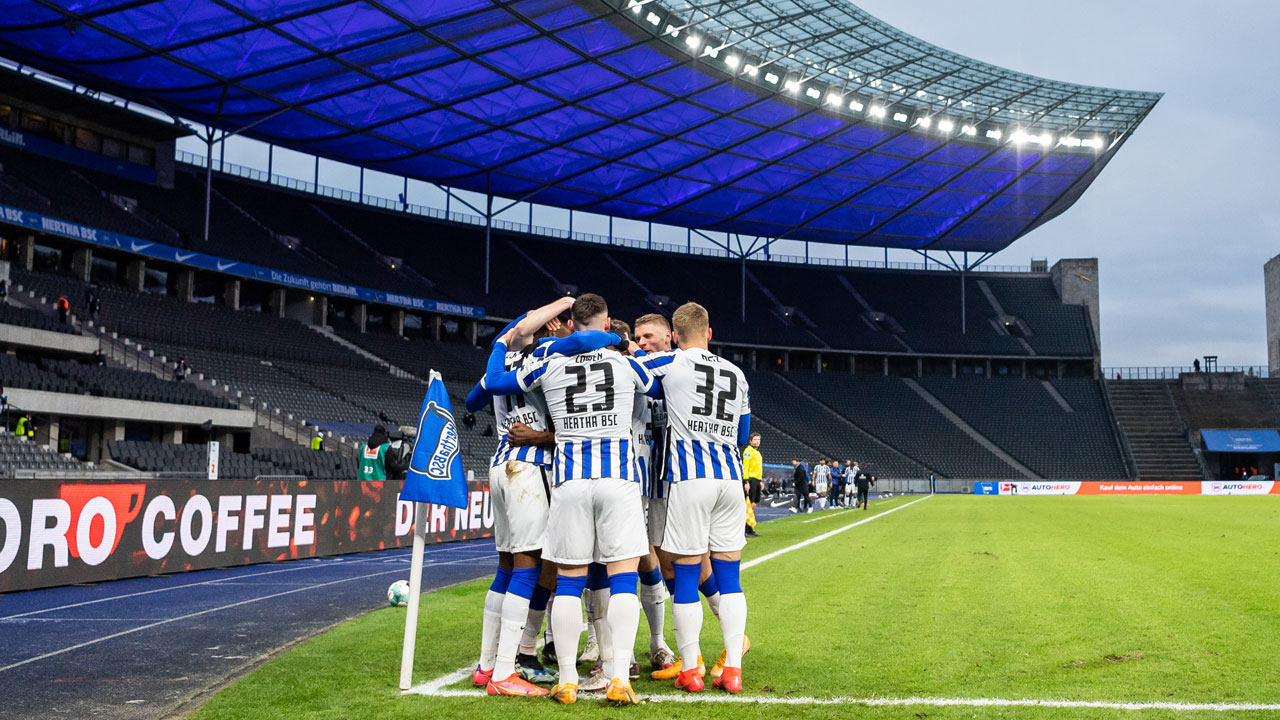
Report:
0,540,497,720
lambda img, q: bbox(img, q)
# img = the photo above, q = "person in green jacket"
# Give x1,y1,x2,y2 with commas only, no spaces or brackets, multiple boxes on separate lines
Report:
358,425,391,481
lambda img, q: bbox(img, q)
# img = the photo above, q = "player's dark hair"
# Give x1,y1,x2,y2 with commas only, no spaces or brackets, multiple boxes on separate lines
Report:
572,293,608,326
610,319,632,352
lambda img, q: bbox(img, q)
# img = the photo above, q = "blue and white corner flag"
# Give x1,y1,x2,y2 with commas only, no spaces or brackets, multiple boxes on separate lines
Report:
399,370,468,509
399,370,469,691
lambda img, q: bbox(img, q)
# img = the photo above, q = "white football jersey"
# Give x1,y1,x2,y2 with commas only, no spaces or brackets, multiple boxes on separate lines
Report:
517,348,653,485
639,347,750,482
490,350,553,468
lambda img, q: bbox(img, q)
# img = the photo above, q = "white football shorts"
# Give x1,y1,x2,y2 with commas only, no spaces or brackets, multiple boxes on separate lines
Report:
489,460,550,554
543,477,648,565
661,478,747,556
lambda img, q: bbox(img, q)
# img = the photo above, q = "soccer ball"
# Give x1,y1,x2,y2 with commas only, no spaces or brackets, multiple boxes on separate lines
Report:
387,579,411,607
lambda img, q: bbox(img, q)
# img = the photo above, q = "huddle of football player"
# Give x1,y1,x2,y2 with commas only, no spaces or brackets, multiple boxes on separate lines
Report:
464,294,753,704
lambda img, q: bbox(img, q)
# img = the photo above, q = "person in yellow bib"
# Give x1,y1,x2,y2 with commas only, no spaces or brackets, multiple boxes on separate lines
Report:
742,433,762,538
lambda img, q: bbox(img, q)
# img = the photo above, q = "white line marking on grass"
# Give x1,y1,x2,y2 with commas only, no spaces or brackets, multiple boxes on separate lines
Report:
743,494,931,570
409,495,933,697
0,543,492,621
410,687,1280,711
0,554,490,673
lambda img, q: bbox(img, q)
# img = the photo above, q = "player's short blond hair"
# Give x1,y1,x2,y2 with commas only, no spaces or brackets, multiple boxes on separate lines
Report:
633,313,670,331
671,302,709,338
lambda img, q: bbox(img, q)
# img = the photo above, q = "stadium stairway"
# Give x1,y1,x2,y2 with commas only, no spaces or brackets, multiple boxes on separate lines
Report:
1106,380,1204,481
306,325,418,380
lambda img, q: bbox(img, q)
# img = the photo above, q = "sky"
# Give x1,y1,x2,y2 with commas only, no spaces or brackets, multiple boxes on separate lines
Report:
853,0,1280,367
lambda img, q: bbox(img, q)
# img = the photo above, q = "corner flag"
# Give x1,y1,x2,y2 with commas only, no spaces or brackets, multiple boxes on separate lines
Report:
399,370,468,509
398,370,470,691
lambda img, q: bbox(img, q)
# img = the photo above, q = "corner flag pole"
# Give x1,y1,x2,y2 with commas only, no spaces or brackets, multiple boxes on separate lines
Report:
399,500,430,690
397,369,470,691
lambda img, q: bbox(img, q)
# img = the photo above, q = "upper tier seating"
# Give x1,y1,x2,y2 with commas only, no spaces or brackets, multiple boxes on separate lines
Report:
0,303,79,335
783,372,1020,479
918,377,1127,479
0,145,1097,358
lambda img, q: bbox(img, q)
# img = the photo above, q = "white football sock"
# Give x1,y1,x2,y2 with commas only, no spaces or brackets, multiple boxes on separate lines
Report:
705,589,721,618
672,601,703,669
607,592,640,682
640,580,671,654
493,593,531,680
591,588,613,675
719,592,748,669
543,596,555,646
479,589,504,671
549,595,582,685
519,607,544,656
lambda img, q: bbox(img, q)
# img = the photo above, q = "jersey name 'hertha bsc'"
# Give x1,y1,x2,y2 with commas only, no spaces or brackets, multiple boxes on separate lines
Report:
516,349,654,485
638,348,750,483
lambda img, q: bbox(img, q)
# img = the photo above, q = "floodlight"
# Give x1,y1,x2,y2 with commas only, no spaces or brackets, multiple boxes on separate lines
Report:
725,55,740,69
985,129,1002,140
937,119,955,133
849,99,865,112
915,116,932,129
892,112,908,123
764,72,779,84
645,11,660,25
805,87,821,100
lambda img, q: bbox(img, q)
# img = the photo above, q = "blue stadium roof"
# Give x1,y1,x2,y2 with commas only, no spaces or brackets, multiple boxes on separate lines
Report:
0,0,1160,253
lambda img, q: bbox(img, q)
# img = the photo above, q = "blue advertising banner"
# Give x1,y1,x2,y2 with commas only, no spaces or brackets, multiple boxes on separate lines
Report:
0,202,485,318
973,481,999,495
0,126,157,184
1201,429,1280,453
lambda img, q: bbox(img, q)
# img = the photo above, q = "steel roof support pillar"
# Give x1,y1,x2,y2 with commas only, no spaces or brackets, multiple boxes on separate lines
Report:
961,254,967,335
740,256,746,324
203,132,213,243
484,184,493,296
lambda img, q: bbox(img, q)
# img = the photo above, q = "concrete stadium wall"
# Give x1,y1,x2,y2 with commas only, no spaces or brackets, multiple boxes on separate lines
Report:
1265,255,1280,375
0,323,97,355
1051,258,1101,352
7,387,255,428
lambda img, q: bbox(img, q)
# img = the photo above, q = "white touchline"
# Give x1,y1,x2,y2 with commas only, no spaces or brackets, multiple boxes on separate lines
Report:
0,543,494,621
409,494,934,696
411,687,1280,711
0,554,491,673
743,494,930,569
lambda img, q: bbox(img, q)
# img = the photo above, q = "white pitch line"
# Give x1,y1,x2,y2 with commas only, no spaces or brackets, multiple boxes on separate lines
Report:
411,687,1280,711
409,494,933,697
742,494,930,570
0,543,493,621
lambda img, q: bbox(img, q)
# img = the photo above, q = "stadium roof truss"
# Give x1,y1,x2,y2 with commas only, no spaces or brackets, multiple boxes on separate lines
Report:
0,0,1160,256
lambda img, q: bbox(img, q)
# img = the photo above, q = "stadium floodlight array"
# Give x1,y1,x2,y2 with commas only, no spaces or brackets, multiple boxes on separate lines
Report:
616,0,1155,153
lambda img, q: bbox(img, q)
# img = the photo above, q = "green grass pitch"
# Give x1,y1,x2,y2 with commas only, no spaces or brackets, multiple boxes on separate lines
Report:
190,494,1280,719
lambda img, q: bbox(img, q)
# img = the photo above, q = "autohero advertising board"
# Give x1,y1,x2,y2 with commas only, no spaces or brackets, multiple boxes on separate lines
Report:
0,477,493,593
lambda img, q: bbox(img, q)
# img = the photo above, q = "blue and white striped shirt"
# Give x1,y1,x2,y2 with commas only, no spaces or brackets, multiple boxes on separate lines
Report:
516,349,654,486
639,348,750,483
490,350,553,468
